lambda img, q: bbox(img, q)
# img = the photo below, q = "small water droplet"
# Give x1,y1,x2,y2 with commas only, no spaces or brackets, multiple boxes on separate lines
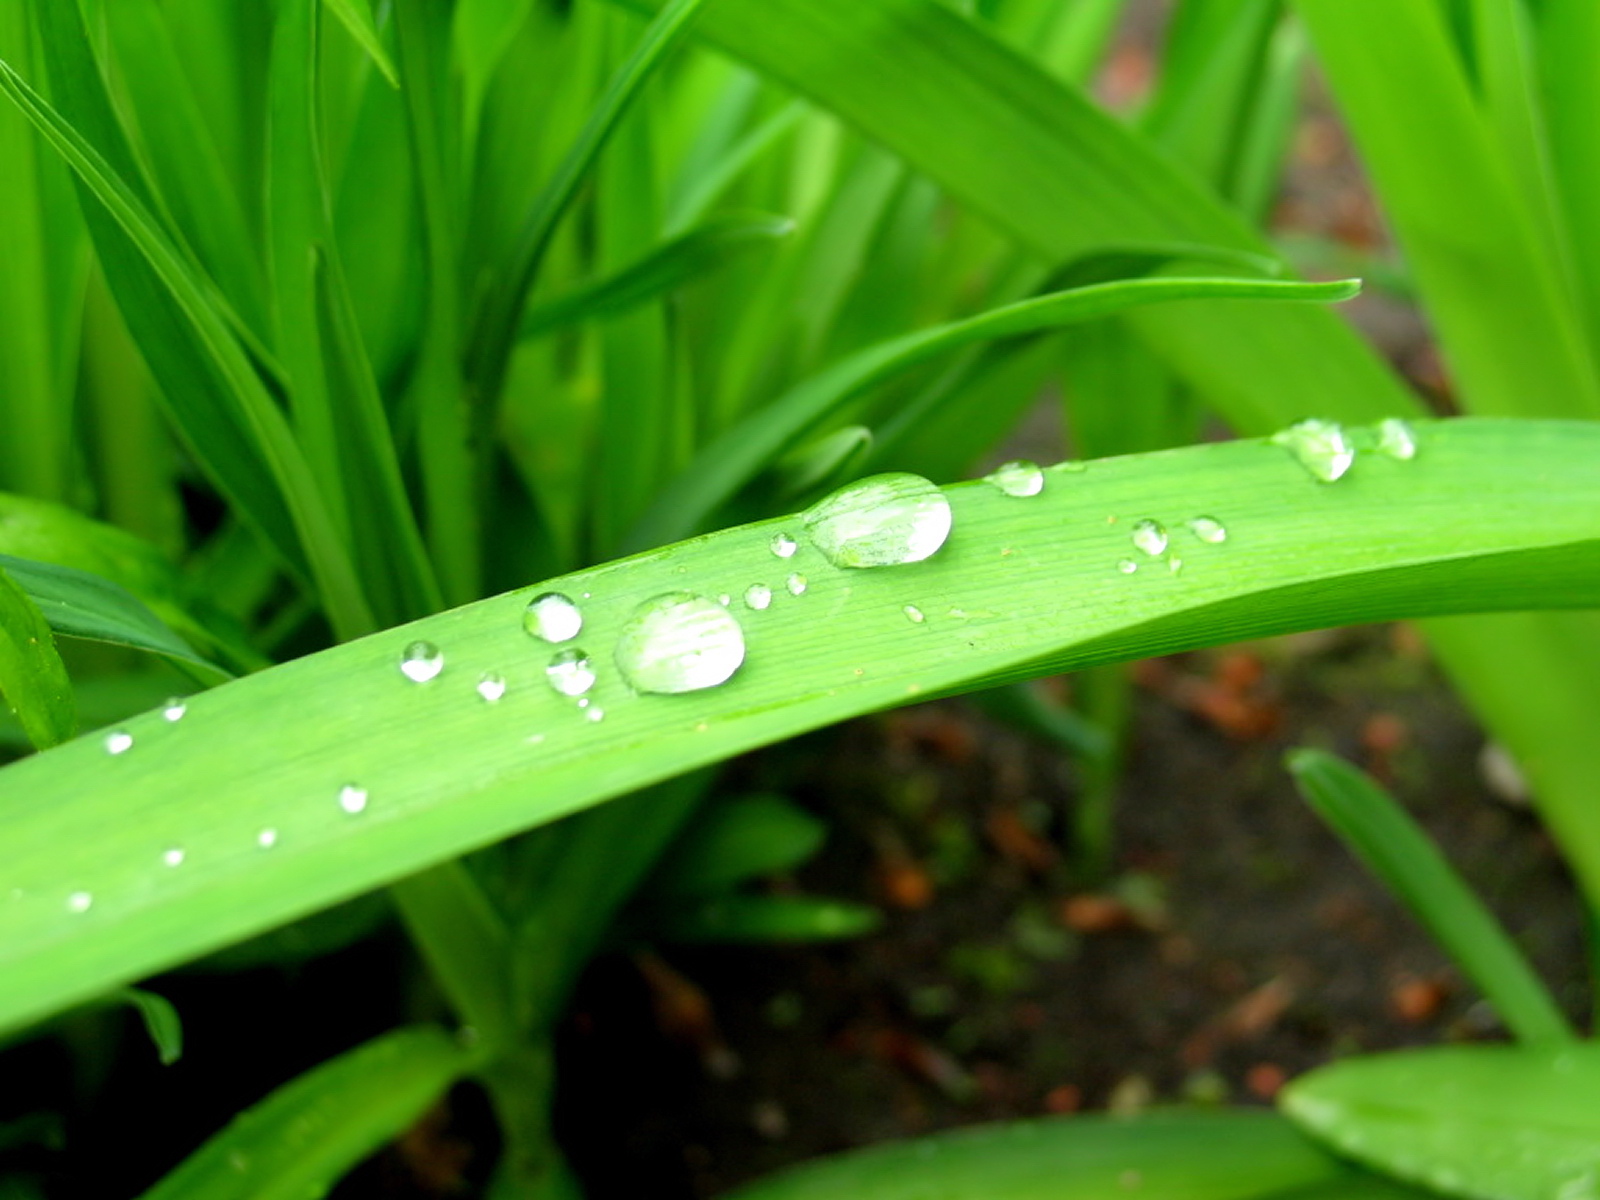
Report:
1117,558,1138,575
803,473,952,568
522,591,583,643
546,649,597,697
399,640,443,683
904,604,925,623
1131,519,1168,556
162,847,185,868
1189,516,1227,544
257,828,278,849
1273,418,1354,481
66,890,92,913
743,584,772,611
615,592,745,695
476,672,507,702
718,594,731,606
338,784,368,814
1375,417,1417,460
786,573,807,596
984,459,1044,497
105,730,133,755
770,532,798,558
585,705,606,723
1168,556,1183,575
161,698,187,722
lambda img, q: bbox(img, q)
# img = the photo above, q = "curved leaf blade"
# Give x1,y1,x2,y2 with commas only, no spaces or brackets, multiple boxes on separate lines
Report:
1281,1043,1600,1200
137,1026,472,1200
623,275,1360,552
0,418,1596,1034
0,562,75,750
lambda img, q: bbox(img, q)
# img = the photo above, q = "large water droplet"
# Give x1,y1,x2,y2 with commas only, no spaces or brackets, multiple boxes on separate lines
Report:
522,592,583,643
476,672,507,703
105,730,133,755
803,473,952,568
546,649,597,697
984,459,1044,497
66,890,93,913
161,698,187,722
162,846,185,868
1376,417,1417,460
1273,418,1354,482
399,641,443,683
338,784,369,814
615,592,745,695
786,573,807,597
904,604,925,623
1131,519,1168,556
743,584,772,611
770,532,798,559
1189,516,1227,544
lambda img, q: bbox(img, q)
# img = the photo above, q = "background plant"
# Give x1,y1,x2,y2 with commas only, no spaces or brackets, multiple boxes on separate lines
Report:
0,1,1596,1197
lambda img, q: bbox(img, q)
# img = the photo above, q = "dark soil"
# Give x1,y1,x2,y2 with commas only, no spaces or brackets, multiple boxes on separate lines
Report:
554,628,1591,1198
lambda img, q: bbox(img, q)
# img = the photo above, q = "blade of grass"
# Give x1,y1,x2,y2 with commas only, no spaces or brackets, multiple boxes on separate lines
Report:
649,894,881,943
1537,0,1600,353
137,1026,472,1200
1286,748,1572,1045
0,419,1598,1032
623,275,1359,552
0,563,75,751
319,0,398,87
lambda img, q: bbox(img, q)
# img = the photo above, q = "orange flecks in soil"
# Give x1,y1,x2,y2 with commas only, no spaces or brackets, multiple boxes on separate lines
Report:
876,857,935,910
1139,651,1282,740
1245,1062,1288,1100
1043,1083,1083,1114
985,807,1058,873
1182,975,1297,1068
634,951,739,1078
1058,893,1137,934
1390,973,1451,1024
845,1025,972,1099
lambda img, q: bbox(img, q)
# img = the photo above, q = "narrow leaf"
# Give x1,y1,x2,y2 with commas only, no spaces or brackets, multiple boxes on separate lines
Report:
1282,1043,1600,1200
0,562,75,750
319,0,399,86
138,1026,472,1200
623,275,1359,551
648,793,828,898
0,419,1595,1034
650,894,881,943
1286,749,1573,1045
119,987,182,1066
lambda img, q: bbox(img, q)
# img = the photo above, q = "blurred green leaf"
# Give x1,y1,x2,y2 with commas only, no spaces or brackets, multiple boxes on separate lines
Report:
650,893,881,943
138,1026,473,1200
319,0,398,86
0,562,75,750
119,987,183,1066
648,793,828,898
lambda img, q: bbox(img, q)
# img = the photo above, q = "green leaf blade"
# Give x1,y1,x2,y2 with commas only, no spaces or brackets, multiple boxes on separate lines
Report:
0,562,75,750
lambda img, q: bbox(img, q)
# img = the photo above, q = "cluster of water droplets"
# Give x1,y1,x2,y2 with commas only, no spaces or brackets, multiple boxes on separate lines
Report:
1273,416,1418,482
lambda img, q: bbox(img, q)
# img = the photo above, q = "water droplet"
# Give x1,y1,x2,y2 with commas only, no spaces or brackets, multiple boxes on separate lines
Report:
1273,418,1354,481
162,847,185,868
785,573,807,596
399,640,443,683
476,672,507,702
1168,556,1183,575
984,459,1044,497
904,604,925,623
1376,417,1417,460
1189,516,1227,544
546,649,597,697
1117,558,1138,575
161,698,187,722
743,584,772,611
615,592,745,695
66,890,92,913
522,591,583,643
718,594,731,606
803,473,951,568
1131,519,1168,556
338,784,368,814
105,730,133,755
585,706,606,723
770,532,798,558
257,828,278,849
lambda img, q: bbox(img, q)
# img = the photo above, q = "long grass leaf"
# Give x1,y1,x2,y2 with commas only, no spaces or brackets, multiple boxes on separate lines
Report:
138,1027,472,1200
319,0,399,86
623,276,1358,552
0,419,1596,1032
1286,749,1573,1045
0,563,75,750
